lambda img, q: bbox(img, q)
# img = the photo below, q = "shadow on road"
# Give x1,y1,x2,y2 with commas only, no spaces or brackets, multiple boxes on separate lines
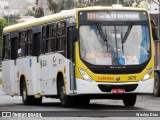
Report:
37,101,146,111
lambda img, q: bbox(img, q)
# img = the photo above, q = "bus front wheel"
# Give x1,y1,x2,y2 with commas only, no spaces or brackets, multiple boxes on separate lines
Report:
58,79,73,108
122,94,136,106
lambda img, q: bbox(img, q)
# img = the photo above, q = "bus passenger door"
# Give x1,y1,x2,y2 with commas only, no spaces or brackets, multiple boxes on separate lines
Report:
2,34,17,95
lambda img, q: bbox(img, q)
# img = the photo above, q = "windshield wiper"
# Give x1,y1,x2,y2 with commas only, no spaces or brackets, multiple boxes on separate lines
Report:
122,24,133,43
96,23,109,51
96,23,108,42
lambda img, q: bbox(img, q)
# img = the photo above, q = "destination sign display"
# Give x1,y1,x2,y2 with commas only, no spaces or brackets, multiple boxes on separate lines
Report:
79,11,148,22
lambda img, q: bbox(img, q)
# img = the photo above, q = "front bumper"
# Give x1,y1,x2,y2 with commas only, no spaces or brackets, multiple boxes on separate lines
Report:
76,78,154,94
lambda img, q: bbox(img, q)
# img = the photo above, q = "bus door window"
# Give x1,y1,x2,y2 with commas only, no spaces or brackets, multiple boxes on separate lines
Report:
3,34,11,59
67,26,75,61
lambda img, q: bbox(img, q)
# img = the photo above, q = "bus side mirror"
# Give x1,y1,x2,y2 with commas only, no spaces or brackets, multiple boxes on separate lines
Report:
151,20,159,40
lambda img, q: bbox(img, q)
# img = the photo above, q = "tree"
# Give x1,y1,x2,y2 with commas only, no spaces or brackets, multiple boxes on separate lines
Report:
119,0,144,7
35,7,44,18
0,19,9,62
152,0,160,5
0,19,8,38
3,14,21,24
91,0,117,6
47,0,74,13
47,0,60,13
34,0,44,18
25,10,35,16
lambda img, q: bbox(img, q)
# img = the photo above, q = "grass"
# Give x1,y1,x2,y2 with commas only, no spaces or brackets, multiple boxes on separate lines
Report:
0,79,2,85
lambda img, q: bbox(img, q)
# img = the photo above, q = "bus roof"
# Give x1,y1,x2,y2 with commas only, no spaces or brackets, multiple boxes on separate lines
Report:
3,6,147,34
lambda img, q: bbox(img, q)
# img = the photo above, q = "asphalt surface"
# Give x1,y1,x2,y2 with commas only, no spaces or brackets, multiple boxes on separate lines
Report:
0,85,160,119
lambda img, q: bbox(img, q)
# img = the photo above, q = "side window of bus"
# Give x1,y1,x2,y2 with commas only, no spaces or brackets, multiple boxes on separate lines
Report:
3,34,11,59
41,26,46,54
46,24,52,53
26,29,32,56
18,31,26,57
52,23,57,52
56,21,66,55
32,32,41,56
10,36,18,60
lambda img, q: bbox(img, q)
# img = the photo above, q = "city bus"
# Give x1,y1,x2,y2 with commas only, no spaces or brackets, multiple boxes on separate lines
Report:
2,5,158,107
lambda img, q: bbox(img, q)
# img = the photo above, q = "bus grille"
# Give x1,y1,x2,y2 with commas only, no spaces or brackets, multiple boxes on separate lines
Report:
98,84,138,92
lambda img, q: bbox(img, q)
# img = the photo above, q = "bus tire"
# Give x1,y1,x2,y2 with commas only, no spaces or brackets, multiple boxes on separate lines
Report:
58,77,72,108
21,80,34,105
154,72,160,96
122,94,136,106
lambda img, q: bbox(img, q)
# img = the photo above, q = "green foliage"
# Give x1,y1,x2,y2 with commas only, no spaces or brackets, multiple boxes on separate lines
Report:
35,7,44,18
46,0,139,14
3,15,21,24
33,0,143,14
33,0,144,15
119,0,144,7
0,19,8,37
92,0,117,6
25,10,35,16
0,19,9,64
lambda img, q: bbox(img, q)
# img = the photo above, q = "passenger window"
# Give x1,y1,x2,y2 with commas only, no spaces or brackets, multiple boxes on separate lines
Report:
56,21,66,56
18,31,26,57
52,24,57,37
26,30,32,56
57,21,66,36
46,25,52,38
3,34,11,59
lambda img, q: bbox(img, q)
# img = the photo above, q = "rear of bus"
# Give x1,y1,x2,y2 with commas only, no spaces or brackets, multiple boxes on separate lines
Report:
74,7,154,106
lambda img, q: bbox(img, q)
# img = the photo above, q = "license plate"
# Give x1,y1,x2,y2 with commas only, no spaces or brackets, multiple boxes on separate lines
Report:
112,88,125,94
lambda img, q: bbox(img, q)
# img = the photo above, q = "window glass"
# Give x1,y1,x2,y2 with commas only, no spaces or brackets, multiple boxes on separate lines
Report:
57,21,66,36
18,31,27,57
46,40,52,52
79,25,150,66
52,24,57,37
42,26,46,39
46,25,52,38
4,34,11,59
26,30,32,56
57,37,66,51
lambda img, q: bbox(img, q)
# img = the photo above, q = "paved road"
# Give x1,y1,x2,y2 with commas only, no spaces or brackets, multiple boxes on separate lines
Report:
0,85,160,119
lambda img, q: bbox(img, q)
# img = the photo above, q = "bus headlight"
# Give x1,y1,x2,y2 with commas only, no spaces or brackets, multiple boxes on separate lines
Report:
142,68,153,81
79,68,93,82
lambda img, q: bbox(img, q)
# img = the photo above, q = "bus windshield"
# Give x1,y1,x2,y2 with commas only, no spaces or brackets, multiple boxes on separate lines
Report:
79,24,150,66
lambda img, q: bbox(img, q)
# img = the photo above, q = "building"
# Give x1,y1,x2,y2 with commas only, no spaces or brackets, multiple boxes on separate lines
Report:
8,0,28,14
0,0,9,18
0,1,9,9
